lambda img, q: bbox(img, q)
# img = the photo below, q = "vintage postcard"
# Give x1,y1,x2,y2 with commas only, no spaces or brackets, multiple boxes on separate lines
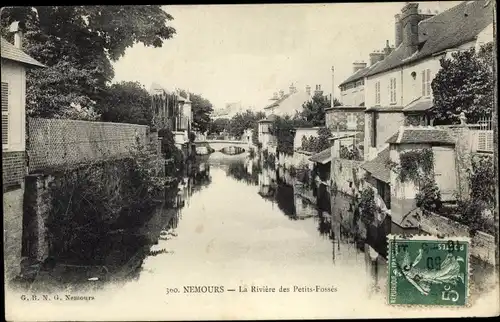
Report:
2,1,499,320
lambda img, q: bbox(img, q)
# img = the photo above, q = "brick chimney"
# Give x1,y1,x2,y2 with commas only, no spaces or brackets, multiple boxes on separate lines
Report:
401,2,421,57
9,21,23,49
395,14,403,47
314,85,323,97
352,61,367,73
369,50,385,66
306,85,311,96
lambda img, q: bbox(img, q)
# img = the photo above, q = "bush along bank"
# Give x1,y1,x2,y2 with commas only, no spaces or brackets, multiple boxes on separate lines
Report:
33,133,184,272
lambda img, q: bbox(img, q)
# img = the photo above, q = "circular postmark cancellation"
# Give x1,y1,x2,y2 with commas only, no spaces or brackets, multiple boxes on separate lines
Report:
387,234,471,307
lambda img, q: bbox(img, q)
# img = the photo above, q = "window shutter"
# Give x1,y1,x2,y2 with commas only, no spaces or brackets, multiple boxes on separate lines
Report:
393,78,397,103
2,82,9,147
421,71,425,96
426,69,431,96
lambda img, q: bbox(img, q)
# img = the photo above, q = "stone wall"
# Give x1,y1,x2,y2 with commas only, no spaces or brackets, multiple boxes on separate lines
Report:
419,212,496,265
3,188,24,281
331,158,365,196
2,151,25,191
28,118,149,173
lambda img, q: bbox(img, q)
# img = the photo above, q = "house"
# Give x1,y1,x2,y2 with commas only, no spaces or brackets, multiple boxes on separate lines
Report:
337,40,394,108
330,40,396,158
150,83,193,151
386,126,457,229
257,113,277,152
363,0,494,161
2,24,46,280
263,83,314,117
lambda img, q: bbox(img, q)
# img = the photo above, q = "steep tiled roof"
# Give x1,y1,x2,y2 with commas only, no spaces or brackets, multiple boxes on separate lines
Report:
309,147,331,164
386,126,456,145
263,90,312,117
264,93,291,109
366,0,494,77
360,147,391,183
1,37,45,68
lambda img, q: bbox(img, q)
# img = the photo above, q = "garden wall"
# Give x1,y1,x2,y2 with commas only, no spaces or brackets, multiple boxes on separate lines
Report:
28,118,149,173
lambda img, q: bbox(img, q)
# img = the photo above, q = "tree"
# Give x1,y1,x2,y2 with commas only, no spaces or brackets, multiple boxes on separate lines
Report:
300,127,332,153
209,118,230,135
178,90,213,134
431,42,494,124
0,6,176,118
97,81,153,125
227,110,265,138
299,93,341,126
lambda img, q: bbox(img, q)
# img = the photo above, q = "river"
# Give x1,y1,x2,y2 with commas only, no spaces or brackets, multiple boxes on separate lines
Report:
5,153,499,320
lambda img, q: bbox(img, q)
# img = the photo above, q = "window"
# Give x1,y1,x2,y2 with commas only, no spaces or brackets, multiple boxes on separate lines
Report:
2,82,9,149
421,69,432,97
375,81,381,105
346,113,357,130
389,77,397,104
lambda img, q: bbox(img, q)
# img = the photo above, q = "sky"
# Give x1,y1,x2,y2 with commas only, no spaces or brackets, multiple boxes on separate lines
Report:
112,2,462,111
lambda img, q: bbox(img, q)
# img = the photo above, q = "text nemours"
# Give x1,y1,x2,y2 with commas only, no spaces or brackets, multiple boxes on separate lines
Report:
167,285,338,295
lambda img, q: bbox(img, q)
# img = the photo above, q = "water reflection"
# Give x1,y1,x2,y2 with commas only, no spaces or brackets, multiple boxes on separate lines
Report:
15,159,212,292
14,155,495,306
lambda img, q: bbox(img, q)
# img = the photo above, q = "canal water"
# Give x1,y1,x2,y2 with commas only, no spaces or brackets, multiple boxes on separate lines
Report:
6,154,499,320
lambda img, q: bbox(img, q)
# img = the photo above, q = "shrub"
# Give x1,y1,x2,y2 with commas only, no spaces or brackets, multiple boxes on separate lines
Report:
415,178,442,213
359,187,376,225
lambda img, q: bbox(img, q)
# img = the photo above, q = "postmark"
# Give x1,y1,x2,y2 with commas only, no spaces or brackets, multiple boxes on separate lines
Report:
387,235,470,306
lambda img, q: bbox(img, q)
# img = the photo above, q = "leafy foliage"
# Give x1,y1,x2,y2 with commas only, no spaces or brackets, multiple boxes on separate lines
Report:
97,81,153,125
178,90,214,134
1,6,176,118
339,145,363,161
300,93,341,126
227,110,265,138
390,148,434,184
415,177,442,212
467,154,495,205
208,118,231,135
45,134,181,259
455,154,495,236
431,42,494,124
300,127,332,153
271,115,313,155
359,187,376,225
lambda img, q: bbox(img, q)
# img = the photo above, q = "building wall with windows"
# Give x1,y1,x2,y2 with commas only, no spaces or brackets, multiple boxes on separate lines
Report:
339,79,365,107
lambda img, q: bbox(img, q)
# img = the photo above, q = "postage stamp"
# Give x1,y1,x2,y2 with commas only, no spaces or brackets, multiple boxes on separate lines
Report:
387,235,470,307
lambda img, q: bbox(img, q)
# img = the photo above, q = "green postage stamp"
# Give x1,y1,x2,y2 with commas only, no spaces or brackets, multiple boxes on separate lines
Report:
387,235,470,306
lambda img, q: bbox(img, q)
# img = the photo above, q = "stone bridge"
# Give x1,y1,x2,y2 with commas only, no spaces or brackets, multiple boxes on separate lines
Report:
194,140,254,153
